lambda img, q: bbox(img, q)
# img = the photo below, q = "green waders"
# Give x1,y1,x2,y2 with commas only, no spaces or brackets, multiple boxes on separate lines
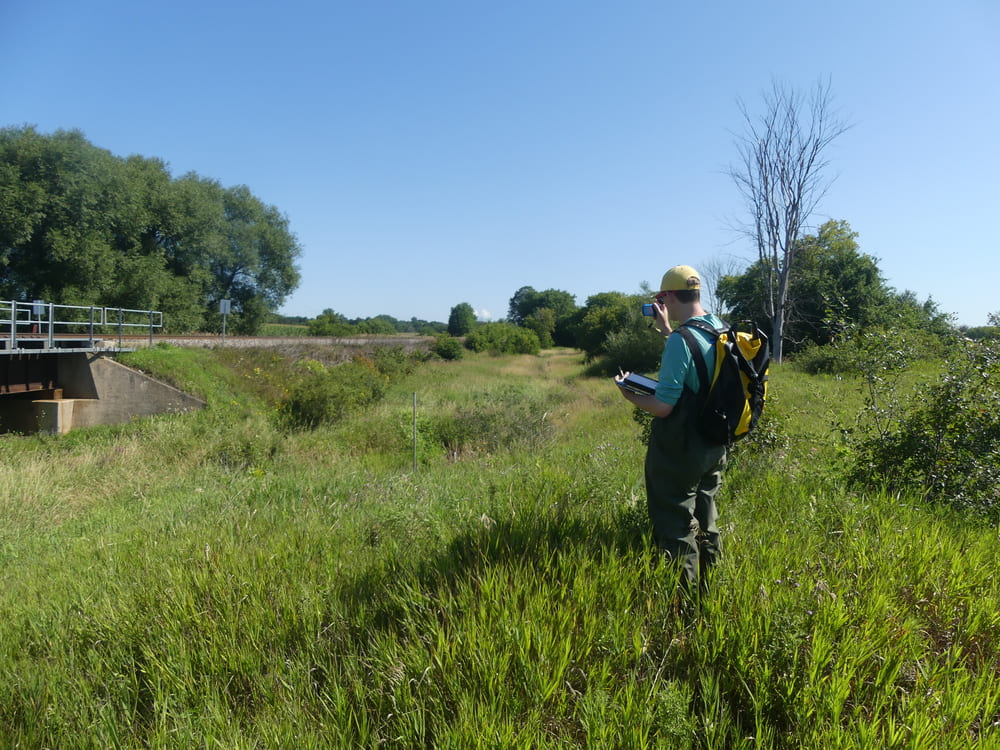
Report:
644,388,727,592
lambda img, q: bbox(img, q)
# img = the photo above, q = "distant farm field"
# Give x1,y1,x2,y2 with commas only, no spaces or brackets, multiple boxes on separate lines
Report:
1,344,998,749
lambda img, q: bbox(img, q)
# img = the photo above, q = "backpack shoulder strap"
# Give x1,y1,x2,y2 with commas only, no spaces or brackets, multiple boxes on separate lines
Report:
676,326,711,397
681,318,725,337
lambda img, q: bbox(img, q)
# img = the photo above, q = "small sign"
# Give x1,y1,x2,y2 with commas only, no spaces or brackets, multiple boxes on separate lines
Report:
219,299,231,315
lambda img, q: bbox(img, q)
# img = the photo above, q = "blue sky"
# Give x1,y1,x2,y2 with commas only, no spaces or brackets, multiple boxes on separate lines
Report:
2,0,997,326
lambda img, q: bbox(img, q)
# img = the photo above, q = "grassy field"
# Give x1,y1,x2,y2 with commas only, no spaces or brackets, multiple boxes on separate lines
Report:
1,344,998,748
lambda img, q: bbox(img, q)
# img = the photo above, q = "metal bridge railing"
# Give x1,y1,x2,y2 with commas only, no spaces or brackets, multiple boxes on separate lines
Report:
1,300,163,352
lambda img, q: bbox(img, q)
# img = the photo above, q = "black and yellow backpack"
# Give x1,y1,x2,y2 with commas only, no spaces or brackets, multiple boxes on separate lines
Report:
676,319,770,445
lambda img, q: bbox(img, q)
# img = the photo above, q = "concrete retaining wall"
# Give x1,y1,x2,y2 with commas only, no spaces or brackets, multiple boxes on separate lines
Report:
69,356,205,430
0,354,205,434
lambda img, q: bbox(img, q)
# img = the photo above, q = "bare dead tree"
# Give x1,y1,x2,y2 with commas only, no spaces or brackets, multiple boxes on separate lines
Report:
699,255,742,316
727,79,850,361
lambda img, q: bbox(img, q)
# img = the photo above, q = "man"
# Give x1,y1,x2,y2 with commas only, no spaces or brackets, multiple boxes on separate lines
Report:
614,265,727,595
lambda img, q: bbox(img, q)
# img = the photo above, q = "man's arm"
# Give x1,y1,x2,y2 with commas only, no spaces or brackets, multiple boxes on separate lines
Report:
614,299,676,418
614,375,674,418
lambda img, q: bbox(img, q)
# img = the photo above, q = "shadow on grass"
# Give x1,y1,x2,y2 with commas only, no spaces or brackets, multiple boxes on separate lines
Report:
338,497,653,635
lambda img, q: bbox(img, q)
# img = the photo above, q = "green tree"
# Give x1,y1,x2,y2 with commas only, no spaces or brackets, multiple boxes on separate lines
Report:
356,316,397,335
507,286,577,345
719,221,846,346
524,307,556,348
104,157,212,330
965,326,1000,342
448,302,476,336
0,128,201,328
308,309,353,336
0,127,120,302
0,126,301,334
602,313,665,375
788,220,884,344
872,290,953,340
506,286,539,325
563,289,662,373
569,291,633,360
507,287,576,324
210,185,301,334
718,219,952,354
409,316,447,335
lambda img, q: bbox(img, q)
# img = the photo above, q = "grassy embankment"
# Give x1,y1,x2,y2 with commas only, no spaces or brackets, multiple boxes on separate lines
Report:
1,344,998,748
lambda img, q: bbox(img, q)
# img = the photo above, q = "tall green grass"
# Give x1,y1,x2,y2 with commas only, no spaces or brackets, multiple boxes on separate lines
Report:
1,347,998,748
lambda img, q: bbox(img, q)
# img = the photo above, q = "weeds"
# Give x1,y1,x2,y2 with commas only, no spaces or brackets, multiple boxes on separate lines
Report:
2,346,1000,747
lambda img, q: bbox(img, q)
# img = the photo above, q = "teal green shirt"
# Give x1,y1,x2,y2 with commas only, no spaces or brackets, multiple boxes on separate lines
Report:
654,314,725,405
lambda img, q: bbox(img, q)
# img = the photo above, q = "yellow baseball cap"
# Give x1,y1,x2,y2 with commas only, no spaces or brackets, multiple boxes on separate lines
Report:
657,265,701,293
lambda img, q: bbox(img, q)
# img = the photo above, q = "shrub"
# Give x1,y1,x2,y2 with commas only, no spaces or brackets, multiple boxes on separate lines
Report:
791,342,858,375
282,358,389,428
965,326,1000,342
600,321,664,375
369,346,419,378
464,323,540,355
793,323,953,376
431,335,464,360
846,335,1000,514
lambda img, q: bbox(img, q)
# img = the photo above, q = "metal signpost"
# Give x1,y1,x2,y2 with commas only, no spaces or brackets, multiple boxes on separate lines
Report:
219,299,231,344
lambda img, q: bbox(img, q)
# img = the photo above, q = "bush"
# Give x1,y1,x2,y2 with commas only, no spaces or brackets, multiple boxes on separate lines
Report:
282,358,389,428
278,346,421,429
431,335,464,360
369,346,419,378
846,336,1000,514
965,326,1000,342
793,324,953,376
599,321,664,375
464,323,540,355
791,342,858,375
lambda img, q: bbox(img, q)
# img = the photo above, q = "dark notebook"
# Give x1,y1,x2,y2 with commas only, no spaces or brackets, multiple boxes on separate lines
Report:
616,372,658,396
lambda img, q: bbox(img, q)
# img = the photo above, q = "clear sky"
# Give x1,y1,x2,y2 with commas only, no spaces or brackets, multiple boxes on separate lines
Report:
2,0,997,327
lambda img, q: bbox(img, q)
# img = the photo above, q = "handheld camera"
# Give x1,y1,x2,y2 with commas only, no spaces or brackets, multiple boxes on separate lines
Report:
641,303,655,317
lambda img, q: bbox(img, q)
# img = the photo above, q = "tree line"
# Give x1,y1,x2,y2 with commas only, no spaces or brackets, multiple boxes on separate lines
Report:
293,214,992,372
0,126,300,334
434,218,972,372
299,310,446,336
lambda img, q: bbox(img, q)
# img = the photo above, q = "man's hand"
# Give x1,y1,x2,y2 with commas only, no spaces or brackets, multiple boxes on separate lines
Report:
613,370,673,418
653,301,672,335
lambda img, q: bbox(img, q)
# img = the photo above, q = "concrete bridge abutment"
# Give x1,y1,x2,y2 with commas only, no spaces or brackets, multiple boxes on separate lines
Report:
0,353,205,435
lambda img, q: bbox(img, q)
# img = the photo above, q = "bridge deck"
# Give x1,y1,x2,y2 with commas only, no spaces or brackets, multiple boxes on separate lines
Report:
0,337,113,354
